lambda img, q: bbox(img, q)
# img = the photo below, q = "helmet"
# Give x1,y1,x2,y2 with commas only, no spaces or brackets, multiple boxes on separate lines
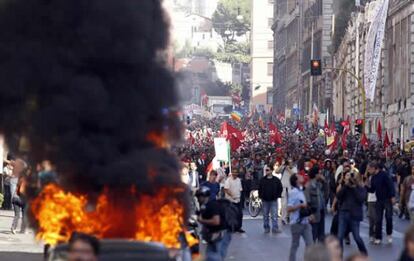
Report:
195,186,211,198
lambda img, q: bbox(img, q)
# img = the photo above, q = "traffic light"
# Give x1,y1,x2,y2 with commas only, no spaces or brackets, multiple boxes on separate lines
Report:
310,59,322,76
186,115,191,125
355,119,363,134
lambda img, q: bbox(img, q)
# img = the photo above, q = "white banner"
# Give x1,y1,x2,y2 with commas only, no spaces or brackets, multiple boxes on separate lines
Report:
363,0,389,101
214,138,229,162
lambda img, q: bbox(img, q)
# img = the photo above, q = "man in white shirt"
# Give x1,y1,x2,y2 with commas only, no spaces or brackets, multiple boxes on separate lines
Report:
280,159,298,224
188,162,199,191
224,169,244,233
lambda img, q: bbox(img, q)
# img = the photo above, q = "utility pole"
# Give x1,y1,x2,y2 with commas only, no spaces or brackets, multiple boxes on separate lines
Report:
309,22,314,115
297,0,304,119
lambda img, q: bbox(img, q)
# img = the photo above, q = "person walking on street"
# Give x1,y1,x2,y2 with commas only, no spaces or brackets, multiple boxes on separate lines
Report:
259,165,283,233
281,159,297,224
288,174,313,261
367,173,377,243
367,161,396,245
305,166,325,242
202,170,220,201
10,158,28,234
196,186,232,261
336,170,368,256
224,169,244,233
401,165,414,222
323,159,336,211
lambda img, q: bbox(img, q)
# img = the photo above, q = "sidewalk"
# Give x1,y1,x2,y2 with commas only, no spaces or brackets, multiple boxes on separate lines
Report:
0,210,43,253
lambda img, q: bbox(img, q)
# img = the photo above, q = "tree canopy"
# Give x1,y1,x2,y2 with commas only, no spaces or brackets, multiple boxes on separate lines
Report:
214,41,250,64
212,0,251,44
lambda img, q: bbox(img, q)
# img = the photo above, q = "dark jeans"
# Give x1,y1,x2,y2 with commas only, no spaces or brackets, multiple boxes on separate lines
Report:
311,209,325,242
375,200,393,240
206,230,232,261
3,184,11,210
262,200,278,230
367,202,376,238
232,202,243,231
328,190,335,208
338,211,367,255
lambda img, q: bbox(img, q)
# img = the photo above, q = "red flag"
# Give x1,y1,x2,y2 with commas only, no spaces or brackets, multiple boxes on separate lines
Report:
220,122,243,151
324,119,329,135
361,133,369,148
296,121,304,132
384,131,390,149
377,120,382,140
269,123,282,144
330,122,336,134
341,133,347,150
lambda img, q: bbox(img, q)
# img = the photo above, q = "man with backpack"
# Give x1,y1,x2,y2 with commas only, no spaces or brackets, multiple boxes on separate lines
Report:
305,166,325,242
196,186,233,261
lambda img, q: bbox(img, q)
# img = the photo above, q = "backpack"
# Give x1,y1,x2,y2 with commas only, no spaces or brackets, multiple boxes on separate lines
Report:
216,198,241,232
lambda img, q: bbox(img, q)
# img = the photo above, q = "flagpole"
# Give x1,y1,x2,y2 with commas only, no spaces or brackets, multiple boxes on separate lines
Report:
227,140,232,174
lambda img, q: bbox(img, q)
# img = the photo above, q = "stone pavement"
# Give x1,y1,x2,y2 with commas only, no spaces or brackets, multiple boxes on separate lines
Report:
0,210,42,260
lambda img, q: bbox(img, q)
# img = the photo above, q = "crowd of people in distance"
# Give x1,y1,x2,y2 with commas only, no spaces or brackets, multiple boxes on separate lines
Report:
177,113,414,261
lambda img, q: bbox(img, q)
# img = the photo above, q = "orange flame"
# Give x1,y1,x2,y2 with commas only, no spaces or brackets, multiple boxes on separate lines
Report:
147,131,169,148
31,184,187,248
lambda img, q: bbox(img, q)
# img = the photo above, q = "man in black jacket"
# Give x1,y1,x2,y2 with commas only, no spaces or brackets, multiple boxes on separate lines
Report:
367,161,396,245
259,165,283,233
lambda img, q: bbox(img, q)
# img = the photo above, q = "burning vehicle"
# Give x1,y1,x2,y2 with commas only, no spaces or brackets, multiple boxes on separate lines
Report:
0,0,196,260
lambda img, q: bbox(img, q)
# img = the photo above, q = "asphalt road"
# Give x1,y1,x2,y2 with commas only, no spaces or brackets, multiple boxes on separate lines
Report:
226,212,407,261
0,209,410,261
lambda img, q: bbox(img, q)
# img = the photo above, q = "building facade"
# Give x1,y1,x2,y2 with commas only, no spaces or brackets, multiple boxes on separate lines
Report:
251,0,275,112
332,0,414,140
273,0,300,116
332,4,383,137
272,0,333,119
383,0,414,141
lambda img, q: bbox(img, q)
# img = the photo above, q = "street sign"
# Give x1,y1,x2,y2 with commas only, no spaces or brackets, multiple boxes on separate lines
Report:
365,112,382,118
293,108,300,115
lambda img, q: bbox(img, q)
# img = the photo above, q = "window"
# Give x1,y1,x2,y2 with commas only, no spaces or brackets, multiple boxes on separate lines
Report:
267,88,273,104
268,18,274,28
267,62,273,76
268,40,274,50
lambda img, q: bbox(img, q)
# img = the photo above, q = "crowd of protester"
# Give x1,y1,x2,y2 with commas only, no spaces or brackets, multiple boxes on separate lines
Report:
178,113,414,261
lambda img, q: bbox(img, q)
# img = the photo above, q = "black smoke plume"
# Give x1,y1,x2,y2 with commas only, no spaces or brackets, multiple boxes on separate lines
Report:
0,0,184,196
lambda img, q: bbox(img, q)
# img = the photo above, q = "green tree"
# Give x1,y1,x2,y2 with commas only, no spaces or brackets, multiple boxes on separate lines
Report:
212,0,251,44
214,41,250,64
